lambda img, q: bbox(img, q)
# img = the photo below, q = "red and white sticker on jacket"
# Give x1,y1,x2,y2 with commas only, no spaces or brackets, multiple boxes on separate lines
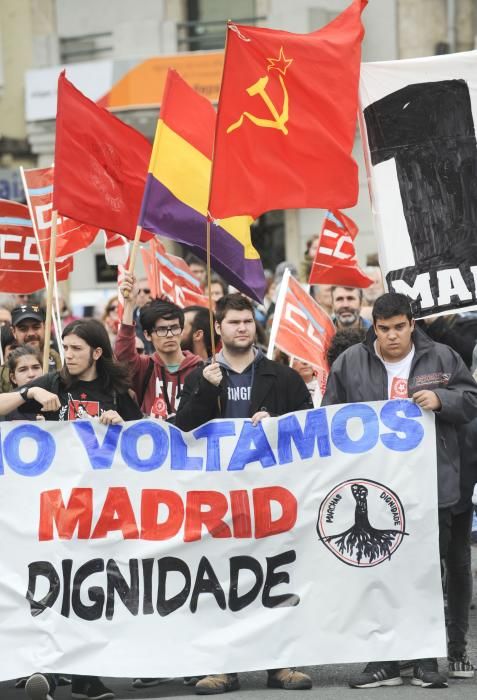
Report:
390,377,408,399
151,396,168,419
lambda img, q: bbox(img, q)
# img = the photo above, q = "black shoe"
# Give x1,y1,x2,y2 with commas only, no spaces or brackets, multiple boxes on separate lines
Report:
25,674,54,700
411,659,448,688
71,677,115,700
448,653,474,678
349,661,403,688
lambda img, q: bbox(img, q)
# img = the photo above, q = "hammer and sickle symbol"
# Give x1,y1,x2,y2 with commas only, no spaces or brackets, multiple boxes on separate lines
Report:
227,73,290,135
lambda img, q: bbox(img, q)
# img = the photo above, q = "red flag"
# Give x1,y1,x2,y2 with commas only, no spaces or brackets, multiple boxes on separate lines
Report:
309,210,373,288
53,72,152,239
141,241,209,309
270,272,335,395
22,166,100,259
208,0,366,220
0,199,72,293
104,231,130,266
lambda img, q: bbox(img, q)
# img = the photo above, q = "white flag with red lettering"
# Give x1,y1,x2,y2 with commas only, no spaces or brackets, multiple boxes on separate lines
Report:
0,199,72,292
268,270,335,394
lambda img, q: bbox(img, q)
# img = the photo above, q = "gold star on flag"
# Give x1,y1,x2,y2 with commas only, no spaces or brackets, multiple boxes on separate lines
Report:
267,47,293,76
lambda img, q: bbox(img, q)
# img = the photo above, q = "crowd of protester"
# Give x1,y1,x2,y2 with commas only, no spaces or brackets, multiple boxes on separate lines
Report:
1,240,477,699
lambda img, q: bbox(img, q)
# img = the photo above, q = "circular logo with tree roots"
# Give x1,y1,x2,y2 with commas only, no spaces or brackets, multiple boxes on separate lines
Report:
317,479,408,567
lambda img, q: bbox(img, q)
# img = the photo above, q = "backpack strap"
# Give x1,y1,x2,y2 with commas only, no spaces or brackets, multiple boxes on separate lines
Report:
139,358,155,407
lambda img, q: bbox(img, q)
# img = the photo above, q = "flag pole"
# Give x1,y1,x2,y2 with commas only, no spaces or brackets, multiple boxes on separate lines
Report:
267,268,290,360
19,166,64,363
152,237,160,299
206,217,216,358
204,23,231,361
43,212,58,374
124,224,142,298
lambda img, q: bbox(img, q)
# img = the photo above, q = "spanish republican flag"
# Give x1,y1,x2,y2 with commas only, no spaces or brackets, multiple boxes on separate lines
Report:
139,69,266,303
208,0,367,220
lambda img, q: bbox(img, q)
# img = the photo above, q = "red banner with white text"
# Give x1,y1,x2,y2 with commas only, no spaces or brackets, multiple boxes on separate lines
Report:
272,273,335,394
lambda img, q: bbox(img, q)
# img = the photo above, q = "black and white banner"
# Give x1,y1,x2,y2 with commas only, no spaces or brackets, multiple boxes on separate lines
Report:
0,403,444,679
360,50,477,317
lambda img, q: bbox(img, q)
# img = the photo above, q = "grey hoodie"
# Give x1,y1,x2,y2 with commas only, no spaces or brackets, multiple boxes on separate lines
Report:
322,326,477,509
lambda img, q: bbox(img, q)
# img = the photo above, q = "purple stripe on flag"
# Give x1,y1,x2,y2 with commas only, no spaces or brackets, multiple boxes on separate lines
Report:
139,175,266,302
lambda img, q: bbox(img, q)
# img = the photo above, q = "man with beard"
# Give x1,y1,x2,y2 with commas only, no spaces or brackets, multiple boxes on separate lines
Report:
0,305,62,392
331,286,370,332
176,293,313,694
181,306,218,361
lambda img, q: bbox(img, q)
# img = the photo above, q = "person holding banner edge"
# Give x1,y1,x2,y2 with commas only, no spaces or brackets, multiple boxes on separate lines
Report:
322,292,477,689
176,293,313,694
0,319,144,700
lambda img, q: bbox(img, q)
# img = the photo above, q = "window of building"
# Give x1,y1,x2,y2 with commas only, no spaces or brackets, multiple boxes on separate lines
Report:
178,0,262,52
60,33,113,64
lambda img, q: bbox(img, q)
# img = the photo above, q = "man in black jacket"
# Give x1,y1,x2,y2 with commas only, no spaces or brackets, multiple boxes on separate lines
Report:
176,293,313,694
322,292,477,690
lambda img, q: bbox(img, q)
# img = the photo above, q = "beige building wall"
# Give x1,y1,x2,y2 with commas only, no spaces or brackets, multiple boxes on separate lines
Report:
0,0,55,165
398,0,476,58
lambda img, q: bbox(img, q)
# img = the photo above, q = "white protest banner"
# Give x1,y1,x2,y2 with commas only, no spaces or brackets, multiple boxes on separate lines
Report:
0,401,445,679
359,50,477,318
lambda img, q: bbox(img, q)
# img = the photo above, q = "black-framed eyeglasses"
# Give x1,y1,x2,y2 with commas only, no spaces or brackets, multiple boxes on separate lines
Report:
151,324,182,337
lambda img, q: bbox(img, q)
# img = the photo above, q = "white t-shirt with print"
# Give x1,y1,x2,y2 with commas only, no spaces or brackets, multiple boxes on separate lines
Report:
375,342,415,399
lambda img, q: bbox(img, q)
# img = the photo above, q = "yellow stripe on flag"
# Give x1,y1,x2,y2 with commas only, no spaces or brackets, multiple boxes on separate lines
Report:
149,120,258,260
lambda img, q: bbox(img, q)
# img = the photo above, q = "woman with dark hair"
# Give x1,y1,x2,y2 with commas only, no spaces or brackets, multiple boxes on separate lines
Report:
0,319,141,423
0,321,142,699
8,345,43,388
4,345,44,422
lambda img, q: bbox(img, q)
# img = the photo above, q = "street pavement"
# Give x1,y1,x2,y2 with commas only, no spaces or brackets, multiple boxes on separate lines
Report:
3,550,477,700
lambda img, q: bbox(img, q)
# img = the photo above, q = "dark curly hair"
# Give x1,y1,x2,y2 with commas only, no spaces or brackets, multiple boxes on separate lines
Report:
327,328,366,367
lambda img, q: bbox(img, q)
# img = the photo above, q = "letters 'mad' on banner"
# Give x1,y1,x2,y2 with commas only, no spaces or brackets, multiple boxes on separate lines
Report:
139,69,266,303
309,210,373,288
360,50,477,317
0,403,445,678
53,72,152,239
0,199,72,293
22,166,100,258
208,0,367,220
141,240,209,308
269,271,335,394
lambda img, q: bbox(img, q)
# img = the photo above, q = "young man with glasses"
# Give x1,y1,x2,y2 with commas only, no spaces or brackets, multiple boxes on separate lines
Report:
117,272,203,420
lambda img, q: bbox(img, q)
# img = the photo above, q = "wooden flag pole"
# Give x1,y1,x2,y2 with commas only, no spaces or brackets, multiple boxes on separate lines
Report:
152,237,160,299
43,212,58,373
267,268,290,360
206,217,217,359
124,224,142,298
19,166,64,363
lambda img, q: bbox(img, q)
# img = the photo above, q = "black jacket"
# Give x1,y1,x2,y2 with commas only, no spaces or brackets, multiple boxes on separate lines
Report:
175,354,313,432
418,314,477,369
322,326,477,509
